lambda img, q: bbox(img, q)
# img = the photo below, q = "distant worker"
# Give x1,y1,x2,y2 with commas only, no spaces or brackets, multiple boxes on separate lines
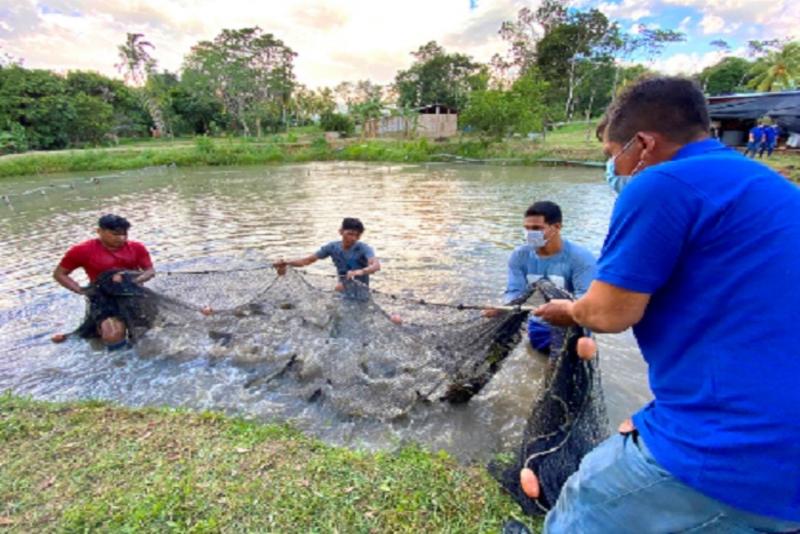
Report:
759,121,777,158
52,214,155,349
743,121,764,158
484,201,596,354
273,217,381,291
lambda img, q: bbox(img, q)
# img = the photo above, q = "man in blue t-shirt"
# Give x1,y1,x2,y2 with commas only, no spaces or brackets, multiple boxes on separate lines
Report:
759,122,777,158
536,77,800,532
274,217,380,289
743,122,764,158
484,201,596,353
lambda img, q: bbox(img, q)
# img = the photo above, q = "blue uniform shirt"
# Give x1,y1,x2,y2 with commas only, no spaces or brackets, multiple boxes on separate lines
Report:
315,240,375,285
748,125,764,144
504,239,596,303
763,125,776,144
597,138,800,520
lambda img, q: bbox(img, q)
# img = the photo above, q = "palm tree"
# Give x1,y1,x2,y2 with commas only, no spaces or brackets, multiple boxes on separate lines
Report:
115,33,169,135
747,41,800,92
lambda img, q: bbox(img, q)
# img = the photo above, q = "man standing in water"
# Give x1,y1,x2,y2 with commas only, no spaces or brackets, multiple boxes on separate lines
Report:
52,214,155,348
273,217,381,290
484,201,596,354
536,77,800,532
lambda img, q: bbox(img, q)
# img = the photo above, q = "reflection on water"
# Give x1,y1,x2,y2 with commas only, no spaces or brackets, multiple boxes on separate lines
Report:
0,162,651,460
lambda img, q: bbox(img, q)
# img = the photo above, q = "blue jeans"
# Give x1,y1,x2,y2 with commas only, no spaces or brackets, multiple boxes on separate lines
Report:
545,432,800,533
744,142,761,158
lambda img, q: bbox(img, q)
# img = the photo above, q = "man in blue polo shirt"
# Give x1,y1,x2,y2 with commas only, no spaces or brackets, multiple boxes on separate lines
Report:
536,77,800,532
743,121,764,158
759,121,777,158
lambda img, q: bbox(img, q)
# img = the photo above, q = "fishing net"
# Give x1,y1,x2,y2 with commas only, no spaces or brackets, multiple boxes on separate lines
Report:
70,265,531,420
68,264,608,507
489,279,609,515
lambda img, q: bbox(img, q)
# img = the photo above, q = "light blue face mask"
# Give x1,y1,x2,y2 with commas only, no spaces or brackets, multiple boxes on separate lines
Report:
605,137,640,195
523,229,547,249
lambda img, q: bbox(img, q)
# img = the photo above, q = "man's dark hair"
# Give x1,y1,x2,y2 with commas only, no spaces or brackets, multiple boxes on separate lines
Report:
603,76,710,144
98,214,131,232
525,201,562,225
341,217,365,233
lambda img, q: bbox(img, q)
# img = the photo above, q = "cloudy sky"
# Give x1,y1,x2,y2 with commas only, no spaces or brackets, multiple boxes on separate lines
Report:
0,0,797,88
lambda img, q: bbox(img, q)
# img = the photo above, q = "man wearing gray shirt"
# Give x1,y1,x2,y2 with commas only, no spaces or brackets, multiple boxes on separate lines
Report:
486,201,596,353
274,217,381,290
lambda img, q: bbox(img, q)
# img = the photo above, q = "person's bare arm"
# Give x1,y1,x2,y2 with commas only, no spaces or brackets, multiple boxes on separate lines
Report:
347,257,380,279
53,265,84,295
133,268,155,284
274,254,319,275
534,280,650,333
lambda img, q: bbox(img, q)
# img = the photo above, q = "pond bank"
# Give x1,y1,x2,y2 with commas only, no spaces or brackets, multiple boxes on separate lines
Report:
2,133,797,182
0,393,540,532
0,135,607,180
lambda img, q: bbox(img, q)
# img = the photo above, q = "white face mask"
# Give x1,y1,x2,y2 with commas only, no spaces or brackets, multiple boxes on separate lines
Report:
524,229,547,249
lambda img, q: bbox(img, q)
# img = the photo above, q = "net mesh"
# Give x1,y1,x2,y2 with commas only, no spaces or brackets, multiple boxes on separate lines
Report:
489,280,609,515
71,266,608,509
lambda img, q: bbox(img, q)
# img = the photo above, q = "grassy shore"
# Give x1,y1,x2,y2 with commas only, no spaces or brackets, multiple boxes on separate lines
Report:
0,393,540,533
1,123,797,181
0,124,592,180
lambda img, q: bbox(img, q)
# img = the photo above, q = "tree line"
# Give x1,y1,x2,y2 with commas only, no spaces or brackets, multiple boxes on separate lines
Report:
1,0,798,154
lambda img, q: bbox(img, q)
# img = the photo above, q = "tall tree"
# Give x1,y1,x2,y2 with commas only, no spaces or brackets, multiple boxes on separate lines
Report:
460,69,548,141
183,27,297,136
698,57,753,95
394,41,487,110
747,41,800,92
534,8,620,120
115,33,169,135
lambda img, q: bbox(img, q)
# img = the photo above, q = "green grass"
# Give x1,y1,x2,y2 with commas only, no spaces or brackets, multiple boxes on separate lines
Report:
1,124,797,181
0,393,540,532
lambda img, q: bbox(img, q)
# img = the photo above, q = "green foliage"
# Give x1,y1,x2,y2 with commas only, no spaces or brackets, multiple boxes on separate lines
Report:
461,71,548,141
70,94,114,146
698,57,753,95
0,123,28,154
395,41,487,110
182,27,297,136
319,111,354,136
747,41,800,92
0,66,72,149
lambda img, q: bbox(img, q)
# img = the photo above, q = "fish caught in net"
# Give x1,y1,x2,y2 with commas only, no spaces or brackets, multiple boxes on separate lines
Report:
66,265,532,420
489,279,609,514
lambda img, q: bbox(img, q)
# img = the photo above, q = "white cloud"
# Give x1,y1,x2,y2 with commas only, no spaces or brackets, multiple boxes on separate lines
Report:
699,14,724,34
598,0,654,21
1,0,530,88
664,0,798,39
648,49,725,74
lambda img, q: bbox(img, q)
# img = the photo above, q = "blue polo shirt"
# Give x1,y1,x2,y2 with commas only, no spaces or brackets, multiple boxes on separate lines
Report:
315,240,375,285
748,125,763,144
763,125,776,144
597,138,800,520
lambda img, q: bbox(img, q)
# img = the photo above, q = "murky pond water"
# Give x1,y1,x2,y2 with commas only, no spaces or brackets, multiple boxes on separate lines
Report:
0,162,651,460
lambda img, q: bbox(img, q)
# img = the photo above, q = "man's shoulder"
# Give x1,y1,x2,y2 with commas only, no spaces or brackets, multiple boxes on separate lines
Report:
509,244,532,260
563,240,596,264
69,239,100,253
356,241,374,253
655,149,782,188
126,240,149,252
